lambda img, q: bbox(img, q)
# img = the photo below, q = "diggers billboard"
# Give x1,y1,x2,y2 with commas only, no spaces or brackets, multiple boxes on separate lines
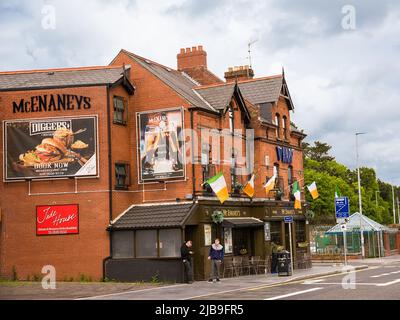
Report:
3,115,98,181
137,107,185,182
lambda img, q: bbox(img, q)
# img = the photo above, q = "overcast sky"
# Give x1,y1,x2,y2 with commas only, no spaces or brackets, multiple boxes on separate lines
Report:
1,0,399,185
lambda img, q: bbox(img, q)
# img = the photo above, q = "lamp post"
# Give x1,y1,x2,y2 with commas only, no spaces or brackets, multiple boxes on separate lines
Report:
392,185,396,224
356,132,367,259
375,191,380,206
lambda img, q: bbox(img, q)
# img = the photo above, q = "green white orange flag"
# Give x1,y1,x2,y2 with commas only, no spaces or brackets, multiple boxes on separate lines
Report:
264,175,276,196
335,186,341,198
243,174,255,198
206,172,229,204
307,181,319,199
292,181,302,209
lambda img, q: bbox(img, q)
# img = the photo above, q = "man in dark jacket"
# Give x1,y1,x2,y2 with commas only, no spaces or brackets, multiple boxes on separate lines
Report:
208,238,224,282
181,240,194,283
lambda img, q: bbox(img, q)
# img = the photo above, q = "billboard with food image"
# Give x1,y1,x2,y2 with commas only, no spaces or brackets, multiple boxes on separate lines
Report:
3,116,98,181
138,108,185,182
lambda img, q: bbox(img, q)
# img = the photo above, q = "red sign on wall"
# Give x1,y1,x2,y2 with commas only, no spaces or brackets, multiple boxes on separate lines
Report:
36,204,79,236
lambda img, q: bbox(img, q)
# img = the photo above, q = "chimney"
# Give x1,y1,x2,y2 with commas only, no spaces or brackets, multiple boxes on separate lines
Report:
224,65,254,83
177,45,207,71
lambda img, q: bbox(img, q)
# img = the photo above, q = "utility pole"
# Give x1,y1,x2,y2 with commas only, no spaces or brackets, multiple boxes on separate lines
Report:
356,132,366,259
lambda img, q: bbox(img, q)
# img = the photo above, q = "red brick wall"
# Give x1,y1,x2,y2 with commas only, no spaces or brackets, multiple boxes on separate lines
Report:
0,86,111,281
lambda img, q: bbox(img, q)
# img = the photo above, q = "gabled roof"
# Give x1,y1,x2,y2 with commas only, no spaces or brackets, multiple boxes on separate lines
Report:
237,75,284,106
0,65,135,93
109,202,196,230
194,82,235,110
194,74,294,114
326,212,395,234
113,49,216,112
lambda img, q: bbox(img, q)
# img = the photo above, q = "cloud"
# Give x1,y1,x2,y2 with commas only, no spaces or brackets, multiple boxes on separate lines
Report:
1,0,399,185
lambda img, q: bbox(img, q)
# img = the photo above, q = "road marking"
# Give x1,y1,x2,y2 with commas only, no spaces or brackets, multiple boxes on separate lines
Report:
371,271,400,278
377,279,400,287
75,283,188,300
247,266,374,292
371,273,391,278
265,288,323,300
303,279,324,284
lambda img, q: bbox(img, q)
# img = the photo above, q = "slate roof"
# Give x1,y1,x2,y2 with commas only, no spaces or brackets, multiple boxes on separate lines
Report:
0,66,132,91
194,75,284,110
119,50,216,112
110,202,196,229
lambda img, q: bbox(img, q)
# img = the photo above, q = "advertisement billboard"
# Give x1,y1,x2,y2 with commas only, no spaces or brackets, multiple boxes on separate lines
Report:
3,115,98,181
36,204,79,236
137,108,185,182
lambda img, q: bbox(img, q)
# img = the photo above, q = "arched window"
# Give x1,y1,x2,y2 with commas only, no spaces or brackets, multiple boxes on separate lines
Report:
275,113,281,138
282,116,288,139
288,165,293,185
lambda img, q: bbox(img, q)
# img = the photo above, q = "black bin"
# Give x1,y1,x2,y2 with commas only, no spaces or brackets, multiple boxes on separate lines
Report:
277,250,292,276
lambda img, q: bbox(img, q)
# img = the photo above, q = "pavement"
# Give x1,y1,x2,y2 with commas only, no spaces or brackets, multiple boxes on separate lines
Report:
1,254,399,300
77,265,367,300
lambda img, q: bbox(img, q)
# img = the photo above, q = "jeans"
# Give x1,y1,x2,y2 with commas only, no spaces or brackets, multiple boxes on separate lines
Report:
183,259,194,283
209,260,222,280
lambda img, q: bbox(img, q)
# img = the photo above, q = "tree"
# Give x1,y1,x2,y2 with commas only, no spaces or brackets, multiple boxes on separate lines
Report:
303,141,335,162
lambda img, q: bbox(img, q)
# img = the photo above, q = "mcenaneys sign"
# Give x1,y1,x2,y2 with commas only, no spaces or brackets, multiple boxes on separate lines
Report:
3,115,98,181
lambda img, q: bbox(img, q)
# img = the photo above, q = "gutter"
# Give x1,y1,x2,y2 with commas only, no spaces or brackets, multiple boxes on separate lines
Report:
190,109,196,197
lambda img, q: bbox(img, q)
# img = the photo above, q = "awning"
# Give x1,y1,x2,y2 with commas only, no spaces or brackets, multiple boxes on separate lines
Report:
222,217,264,228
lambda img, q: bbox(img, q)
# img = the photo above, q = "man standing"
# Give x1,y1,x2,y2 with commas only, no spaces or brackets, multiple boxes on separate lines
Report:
208,238,224,283
181,240,194,284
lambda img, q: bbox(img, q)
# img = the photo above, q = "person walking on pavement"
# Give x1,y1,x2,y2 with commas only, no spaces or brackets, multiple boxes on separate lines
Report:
181,240,194,284
208,238,224,283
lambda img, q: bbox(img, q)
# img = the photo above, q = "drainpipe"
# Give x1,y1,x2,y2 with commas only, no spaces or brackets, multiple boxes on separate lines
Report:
105,85,113,279
190,109,196,197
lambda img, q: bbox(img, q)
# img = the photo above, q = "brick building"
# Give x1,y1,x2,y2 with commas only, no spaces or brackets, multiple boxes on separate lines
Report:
0,46,308,282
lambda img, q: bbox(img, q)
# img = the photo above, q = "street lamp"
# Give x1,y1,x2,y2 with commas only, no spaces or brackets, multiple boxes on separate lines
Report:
375,190,380,206
356,132,367,259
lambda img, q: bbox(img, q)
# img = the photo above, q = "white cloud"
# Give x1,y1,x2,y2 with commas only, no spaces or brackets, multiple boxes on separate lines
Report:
1,0,399,184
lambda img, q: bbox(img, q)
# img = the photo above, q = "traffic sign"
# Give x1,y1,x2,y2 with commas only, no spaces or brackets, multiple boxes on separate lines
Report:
284,216,293,223
335,196,350,218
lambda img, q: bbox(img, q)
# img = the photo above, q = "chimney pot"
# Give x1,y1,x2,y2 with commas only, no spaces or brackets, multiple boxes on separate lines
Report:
198,45,203,51
186,47,191,53
180,48,185,54
192,46,197,51
224,65,254,83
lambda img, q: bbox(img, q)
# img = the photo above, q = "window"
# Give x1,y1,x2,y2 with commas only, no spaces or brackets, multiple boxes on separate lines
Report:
112,231,134,258
231,149,238,191
273,163,279,179
389,233,396,250
270,221,282,245
275,113,281,138
113,96,127,125
229,107,234,133
296,221,306,243
115,163,130,189
159,229,181,257
136,230,158,258
282,116,288,139
288,165,293,185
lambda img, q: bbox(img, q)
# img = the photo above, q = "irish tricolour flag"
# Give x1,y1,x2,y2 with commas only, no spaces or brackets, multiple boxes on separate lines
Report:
206,172,229,204
307,181,319,199
292,181,302,209
243,174,255,198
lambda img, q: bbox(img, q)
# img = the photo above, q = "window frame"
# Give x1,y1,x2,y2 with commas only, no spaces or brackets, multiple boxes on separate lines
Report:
115,162,131,190
113,96,128,125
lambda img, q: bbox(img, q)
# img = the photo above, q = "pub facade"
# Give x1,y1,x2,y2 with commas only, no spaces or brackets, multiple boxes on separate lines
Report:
0,45,309,282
